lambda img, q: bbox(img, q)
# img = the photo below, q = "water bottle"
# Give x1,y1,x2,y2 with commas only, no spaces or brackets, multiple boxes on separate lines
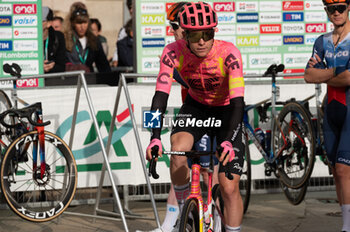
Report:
254,128,265,150
265,130,271,155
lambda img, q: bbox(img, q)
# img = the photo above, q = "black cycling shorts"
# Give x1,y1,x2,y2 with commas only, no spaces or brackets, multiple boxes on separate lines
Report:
171,96,245,176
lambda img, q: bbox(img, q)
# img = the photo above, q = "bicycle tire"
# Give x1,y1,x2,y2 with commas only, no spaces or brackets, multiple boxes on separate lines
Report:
0,90,15,147
280,181,308,205
0,130,77,222
212,184,225,232
240,134,251,214
273,101,315,189
179,198,200,232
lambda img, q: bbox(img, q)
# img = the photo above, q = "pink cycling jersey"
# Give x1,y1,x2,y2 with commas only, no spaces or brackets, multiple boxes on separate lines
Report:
156,39,244,106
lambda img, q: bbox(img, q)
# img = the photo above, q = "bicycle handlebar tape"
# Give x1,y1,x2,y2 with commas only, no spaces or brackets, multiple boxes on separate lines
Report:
149,145,160,179
216,146,234,180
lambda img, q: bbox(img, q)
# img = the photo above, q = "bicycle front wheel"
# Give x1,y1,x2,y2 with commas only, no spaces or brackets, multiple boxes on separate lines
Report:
179,198,200,232
212,184,225,232
0,131,77,222
240,133,251,214
0,90,14,147
273,101,315,189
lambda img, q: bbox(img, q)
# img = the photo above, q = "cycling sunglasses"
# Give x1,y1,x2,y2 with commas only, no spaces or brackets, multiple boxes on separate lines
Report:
170,22,179,31
186,29,215,43
73,8,88,16
325,4,348,14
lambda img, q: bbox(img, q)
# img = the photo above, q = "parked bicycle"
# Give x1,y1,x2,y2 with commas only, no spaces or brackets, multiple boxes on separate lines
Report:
243,64,316,205
0,63,78,222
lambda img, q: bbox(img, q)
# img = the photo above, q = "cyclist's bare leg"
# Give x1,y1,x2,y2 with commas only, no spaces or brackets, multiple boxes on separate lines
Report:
333,163,350,205
161,184,179,231
170,132,194,185
219,172,243,227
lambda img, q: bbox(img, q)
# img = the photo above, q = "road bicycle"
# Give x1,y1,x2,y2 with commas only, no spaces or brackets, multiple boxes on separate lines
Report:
0,63,78,222
243,64,316,204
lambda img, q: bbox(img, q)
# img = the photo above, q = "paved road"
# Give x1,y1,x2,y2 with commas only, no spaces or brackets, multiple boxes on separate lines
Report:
0,191,342,232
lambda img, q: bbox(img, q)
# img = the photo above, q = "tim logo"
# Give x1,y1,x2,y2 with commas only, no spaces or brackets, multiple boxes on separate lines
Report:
13,4,37,14
143,110,161,128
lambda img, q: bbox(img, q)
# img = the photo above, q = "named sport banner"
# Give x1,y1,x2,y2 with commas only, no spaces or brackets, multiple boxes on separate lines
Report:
0,0,44,88
135,0,329,78
7,83,330,187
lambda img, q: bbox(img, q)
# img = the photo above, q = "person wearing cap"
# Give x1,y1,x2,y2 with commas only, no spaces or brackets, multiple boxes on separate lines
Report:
42,6,66,73
64,2,111,73
305,0,350,231
146,2,245,231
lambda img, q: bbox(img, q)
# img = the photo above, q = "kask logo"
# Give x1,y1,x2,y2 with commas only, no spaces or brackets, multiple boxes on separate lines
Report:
214,2,235,12
0,16,11,26
283,12,303,21
0,40,12,51
141,14,164,24
13,4,37,14
283,35,304,44
283,1,304,11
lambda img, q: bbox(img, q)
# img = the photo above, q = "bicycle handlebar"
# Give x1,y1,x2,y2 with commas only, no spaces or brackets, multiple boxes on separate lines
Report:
148,146,234,180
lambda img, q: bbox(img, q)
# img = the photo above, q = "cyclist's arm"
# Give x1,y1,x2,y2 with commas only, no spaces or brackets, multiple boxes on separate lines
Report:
326,70,350,87
224,48,244,143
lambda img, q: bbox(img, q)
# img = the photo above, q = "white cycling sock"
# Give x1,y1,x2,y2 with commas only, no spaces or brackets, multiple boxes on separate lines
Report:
342,204,350,232
174,183,190,214
161,204,179,232
225,224,241,232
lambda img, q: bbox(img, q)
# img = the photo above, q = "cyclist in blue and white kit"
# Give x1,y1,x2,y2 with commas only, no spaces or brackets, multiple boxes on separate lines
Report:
305,0,350,231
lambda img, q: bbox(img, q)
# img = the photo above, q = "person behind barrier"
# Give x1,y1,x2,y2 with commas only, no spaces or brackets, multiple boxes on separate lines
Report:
42,6,66,73
90,18,108,57
64,2,111,73
52,16,64,32
146,2,245,231
304,0,350,231
117,19,133,68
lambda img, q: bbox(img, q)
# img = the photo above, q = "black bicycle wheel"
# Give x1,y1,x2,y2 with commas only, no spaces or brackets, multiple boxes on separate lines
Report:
179,198,200,232
0,131,77,222
240,134,251,214
280,181,308,205
273,101,315,189
212,184,225,232
0,90,14,147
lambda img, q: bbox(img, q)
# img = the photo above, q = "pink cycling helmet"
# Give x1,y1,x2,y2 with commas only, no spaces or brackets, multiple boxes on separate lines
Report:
178,1,218,30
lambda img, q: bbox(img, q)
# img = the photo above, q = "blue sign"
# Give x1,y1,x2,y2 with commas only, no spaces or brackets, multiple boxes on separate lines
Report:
142,38,165,48
143,110,161,128
0,41,12,51
0,16,11,26
283,12,303,22
283,36,304,45
236,13,259,23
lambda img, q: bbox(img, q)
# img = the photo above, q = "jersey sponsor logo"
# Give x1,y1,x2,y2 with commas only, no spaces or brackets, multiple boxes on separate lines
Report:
188,77,220,92
259,12,281,23
0,4,11,15
217,12,236,24
249,54,281,68
225,54,240,70
0,16,11,26
216,24,236,35
142,38,165,47
140,3,164,13
259,1,281,11
142,26,164,37
283,1,304,11
284,53,310,67
13,4,36,14
141,14,164,25
325,50,349,59
237,36,259,46
283,12,303,21
260,35,282,46
162,51,176,68
13,40,37,51
236,24,259,35
260,24,281,34
305,12,327,22
213,2,235,12
305,23,326,33
305,35,318,45
13,27,37,38
283,35,304,44
236,13,258,22
282,23,304,34
13,15,37,26
304,1,324,11
0,40,12,51
237,2,258,12
0,28,12,38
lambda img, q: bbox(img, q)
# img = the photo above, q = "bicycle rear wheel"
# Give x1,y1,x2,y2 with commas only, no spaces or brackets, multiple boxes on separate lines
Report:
212,184,225,232
179,198,200,232
0,90,14,147
273,101,315,189
280,181,308,205
240,134,251,214
0,131,77,222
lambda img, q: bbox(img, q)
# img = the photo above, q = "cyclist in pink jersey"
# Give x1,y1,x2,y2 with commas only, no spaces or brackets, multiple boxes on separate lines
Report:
146,2,245,231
